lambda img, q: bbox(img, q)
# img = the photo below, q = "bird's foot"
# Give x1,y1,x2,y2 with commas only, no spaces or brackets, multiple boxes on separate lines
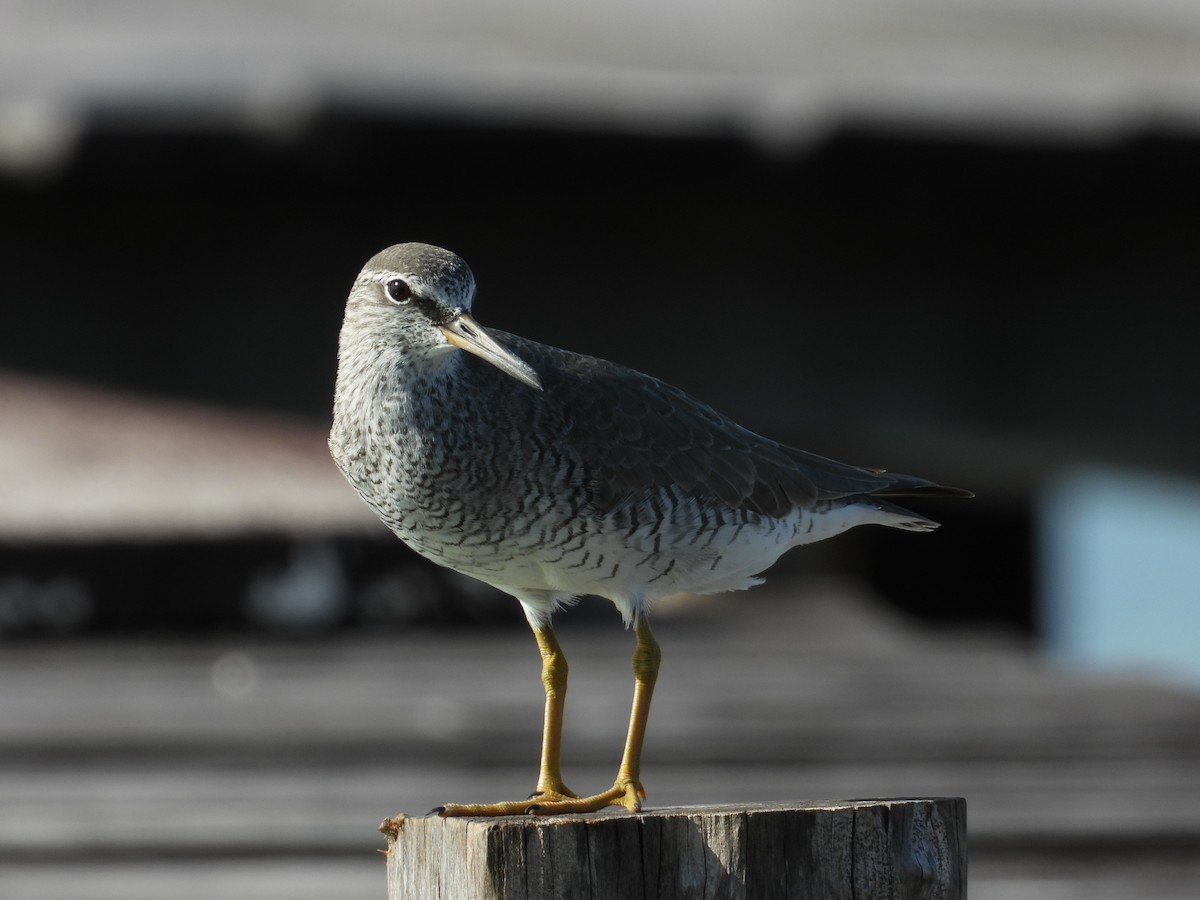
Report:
433,786,579,818
433,779,644,817
526,778,644,815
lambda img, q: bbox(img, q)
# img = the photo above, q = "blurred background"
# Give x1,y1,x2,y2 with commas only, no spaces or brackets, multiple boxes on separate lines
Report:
2,1,1200,897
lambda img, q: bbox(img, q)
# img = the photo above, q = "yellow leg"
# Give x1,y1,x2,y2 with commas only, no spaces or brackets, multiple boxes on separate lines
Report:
436,616,661,818
532,626,577,797
436,625,577,817
526,615,660,815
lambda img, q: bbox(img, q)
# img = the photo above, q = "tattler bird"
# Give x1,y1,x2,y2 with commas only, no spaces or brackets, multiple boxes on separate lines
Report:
330,242,970,817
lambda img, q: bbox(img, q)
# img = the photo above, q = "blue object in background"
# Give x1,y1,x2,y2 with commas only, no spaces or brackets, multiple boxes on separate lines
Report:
1041,467,1200,685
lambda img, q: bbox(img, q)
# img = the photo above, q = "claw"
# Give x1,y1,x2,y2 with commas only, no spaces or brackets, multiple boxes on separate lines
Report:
618,780,643,813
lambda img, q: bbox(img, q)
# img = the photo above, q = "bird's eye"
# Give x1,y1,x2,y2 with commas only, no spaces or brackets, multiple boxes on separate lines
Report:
385,279,412,304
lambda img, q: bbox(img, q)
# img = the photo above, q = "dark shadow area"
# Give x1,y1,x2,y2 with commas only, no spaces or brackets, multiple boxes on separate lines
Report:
3,117,1195,639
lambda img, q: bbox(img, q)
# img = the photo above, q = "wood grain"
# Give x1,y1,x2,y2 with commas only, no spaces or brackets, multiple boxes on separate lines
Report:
384,799,967,900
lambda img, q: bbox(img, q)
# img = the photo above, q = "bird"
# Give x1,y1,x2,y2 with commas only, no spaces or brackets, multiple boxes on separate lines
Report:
329,242,970,818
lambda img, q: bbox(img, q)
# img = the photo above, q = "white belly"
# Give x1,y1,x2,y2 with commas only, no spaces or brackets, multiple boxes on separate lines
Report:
446,500,883,626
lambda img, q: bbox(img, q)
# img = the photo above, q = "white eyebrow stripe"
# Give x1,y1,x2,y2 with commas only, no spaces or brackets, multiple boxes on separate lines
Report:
356,271,426,288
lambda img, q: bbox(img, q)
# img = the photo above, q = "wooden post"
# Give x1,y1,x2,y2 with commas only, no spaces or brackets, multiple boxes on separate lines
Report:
381,798,966,900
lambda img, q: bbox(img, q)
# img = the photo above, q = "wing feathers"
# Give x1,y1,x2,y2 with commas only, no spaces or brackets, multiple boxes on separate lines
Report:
491,332,969,519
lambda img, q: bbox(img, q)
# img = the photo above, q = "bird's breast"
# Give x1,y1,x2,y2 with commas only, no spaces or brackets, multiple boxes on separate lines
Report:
331,374,596,579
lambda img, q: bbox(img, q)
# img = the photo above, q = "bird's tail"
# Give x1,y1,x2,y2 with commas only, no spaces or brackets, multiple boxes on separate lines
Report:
864,497,943,532
869,471,975,500
867,471,972,531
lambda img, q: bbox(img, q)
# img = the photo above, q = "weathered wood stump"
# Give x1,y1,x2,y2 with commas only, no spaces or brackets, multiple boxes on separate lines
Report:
381,798,966,899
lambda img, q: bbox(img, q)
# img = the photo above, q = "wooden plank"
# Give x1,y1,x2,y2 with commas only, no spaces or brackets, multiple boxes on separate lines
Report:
382,799,966,900
10,0,1200,154
0,374,377,540
2,584,1198,898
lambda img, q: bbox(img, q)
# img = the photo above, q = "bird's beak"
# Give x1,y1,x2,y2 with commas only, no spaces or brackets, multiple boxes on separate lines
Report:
439,313,543,391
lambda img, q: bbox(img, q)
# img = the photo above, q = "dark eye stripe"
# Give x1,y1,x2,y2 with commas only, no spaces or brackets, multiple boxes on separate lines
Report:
413,294,448,322
386,277,455,324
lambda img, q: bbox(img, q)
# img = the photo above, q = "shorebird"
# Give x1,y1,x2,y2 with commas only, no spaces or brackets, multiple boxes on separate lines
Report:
330,242,970,817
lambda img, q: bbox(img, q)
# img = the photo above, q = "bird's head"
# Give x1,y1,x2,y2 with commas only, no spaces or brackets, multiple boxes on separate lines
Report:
340,242,542,391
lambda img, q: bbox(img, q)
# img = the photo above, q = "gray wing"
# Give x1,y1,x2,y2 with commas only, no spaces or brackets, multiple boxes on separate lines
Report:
497,333,970,519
